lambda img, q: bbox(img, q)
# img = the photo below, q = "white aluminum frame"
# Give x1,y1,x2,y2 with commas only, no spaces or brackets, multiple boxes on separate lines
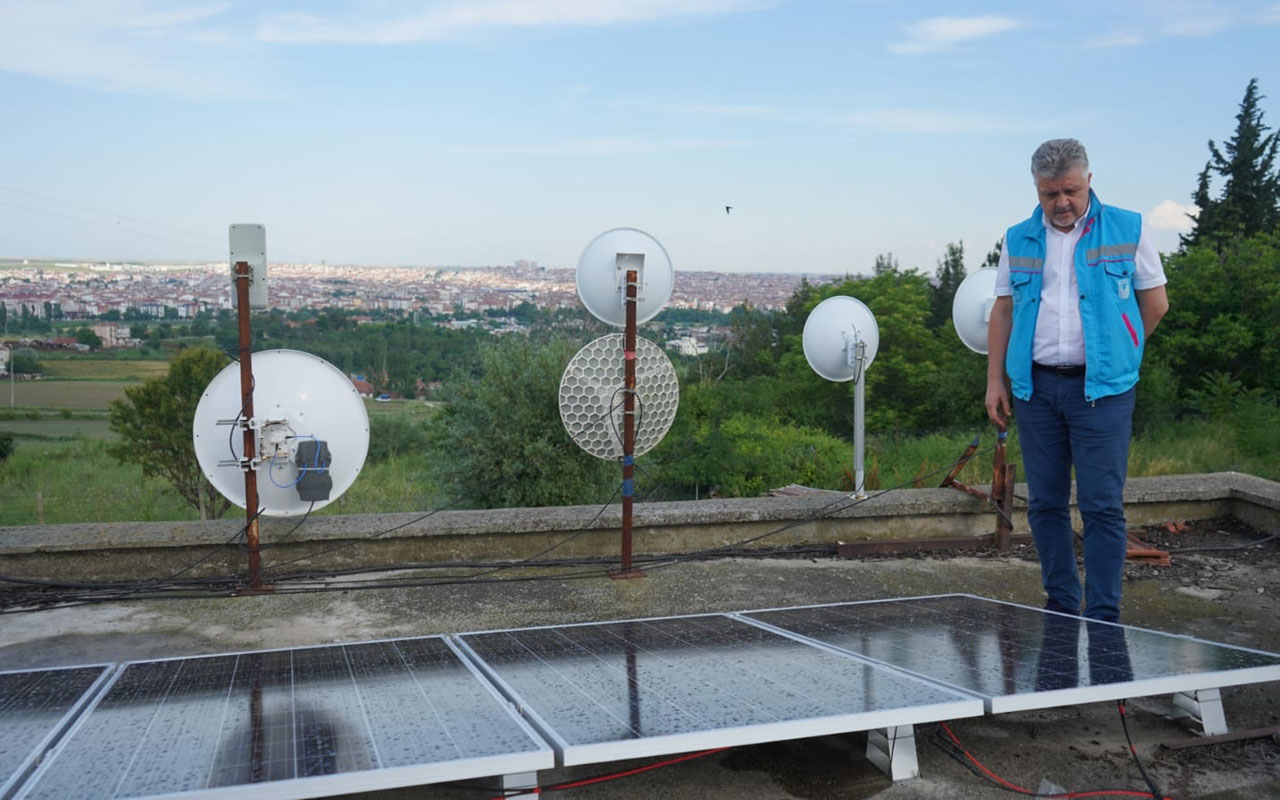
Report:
739,593,1280,715
0,664,115,800
451,612,983,768
12,638,552,800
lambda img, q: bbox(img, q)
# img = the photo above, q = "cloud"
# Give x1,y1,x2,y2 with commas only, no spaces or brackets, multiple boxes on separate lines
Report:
1264,3,1280,23
890,14,1020,55
842,108,1022,134
257,0,775,44
1159,14,1231,36
0,1,241,97
1148,200,1199,233
443,136,750,156
1087,32,1144,47
610,98,787,117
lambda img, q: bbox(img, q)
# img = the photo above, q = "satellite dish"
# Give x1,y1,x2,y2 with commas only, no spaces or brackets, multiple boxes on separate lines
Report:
951,267,998,354
802,295,879,382
576,228,675,326
193,349,369,517
560,335,679,460
802,295,879,499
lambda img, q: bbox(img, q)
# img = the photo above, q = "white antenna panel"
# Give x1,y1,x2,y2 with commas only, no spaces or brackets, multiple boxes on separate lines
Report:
229,223,268,309
192,349,369,517
559,335,679,460
951,266,999,354
576,228,675,326
802,295,880,382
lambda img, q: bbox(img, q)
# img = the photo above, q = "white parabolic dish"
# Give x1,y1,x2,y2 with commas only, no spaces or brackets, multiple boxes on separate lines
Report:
951,266,999,354
802,295,880,382
575,228,675,327
192,349,370,517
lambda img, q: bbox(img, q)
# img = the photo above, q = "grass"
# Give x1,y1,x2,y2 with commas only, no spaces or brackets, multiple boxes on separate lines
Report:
39,358,169,381
0,439,193,526
362,398,440,418
0,417,115,441
2,381,133,408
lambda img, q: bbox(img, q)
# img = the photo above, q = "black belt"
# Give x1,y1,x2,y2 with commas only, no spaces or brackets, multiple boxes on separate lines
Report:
1033,362,1085,377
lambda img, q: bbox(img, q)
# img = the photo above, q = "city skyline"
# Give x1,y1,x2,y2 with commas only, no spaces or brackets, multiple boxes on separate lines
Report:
1,1,1277,272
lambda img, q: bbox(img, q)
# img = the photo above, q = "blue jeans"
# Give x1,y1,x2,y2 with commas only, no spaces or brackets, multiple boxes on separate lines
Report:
1013,372,1135,622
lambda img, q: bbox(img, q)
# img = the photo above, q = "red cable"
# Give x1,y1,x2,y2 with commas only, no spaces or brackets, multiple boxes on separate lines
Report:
939,723,1175,800
484,747,728,799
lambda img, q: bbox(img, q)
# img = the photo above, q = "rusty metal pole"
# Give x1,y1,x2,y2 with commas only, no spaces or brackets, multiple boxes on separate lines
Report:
233,261,262,590
612,269,643,579
993,430,1011,550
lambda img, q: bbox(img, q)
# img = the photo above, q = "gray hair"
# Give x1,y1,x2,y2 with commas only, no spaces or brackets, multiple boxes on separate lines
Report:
1031,138,1089,180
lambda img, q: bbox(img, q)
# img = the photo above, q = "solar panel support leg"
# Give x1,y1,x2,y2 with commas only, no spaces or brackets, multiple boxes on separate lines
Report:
865,724,918,781
498,771,539,799
1171,687,1228,736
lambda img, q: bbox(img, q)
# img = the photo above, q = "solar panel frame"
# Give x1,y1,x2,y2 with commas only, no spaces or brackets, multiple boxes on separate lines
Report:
12,636,553,800
738,593,1280,714
0,664,115,800
453,611,984,767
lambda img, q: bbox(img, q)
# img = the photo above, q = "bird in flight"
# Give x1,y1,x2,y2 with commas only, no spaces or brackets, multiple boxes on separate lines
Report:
725,206,733,215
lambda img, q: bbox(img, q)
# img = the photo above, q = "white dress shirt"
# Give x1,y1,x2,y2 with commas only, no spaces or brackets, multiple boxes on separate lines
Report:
994,202,1167,366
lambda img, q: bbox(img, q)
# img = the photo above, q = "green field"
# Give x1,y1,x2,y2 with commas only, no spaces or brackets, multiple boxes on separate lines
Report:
0,417,114,441
362,398,440,418
3,380,132,408
40,359,169,381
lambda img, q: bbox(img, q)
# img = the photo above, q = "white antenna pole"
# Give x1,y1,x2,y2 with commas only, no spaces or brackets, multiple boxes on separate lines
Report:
853,340,866,499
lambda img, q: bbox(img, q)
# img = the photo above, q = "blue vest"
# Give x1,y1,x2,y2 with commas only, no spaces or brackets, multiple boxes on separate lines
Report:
1005,190,1145,402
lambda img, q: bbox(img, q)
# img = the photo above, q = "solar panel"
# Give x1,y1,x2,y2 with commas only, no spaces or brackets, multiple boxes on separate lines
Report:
741,594,1280,713
14,638,551,800
0,664,113,800
455,613,983,766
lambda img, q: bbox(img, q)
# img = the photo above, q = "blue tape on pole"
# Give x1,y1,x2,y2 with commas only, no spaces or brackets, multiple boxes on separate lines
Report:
622,479,634,496
622,455,634,466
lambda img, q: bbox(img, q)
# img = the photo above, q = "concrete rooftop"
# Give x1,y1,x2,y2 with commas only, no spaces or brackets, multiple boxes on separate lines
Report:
2,474,1279,799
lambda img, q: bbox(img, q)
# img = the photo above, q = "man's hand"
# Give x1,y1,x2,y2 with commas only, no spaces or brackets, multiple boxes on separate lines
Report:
986,379,1011,431
985,296,1014,432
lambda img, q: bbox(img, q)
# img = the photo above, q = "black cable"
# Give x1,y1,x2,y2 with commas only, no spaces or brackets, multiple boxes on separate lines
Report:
260,502,315,548
0,509,263,612
1118,700,1165,800
1166,532,1279,553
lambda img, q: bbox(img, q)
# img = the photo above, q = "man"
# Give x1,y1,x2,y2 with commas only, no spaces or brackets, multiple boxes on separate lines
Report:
986,138,1169,622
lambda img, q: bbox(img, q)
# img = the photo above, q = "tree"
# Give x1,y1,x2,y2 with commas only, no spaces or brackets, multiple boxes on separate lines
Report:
108,347,232,519
75,327,103,349
873,252,900,276
11,348,41,375
0,432,14,462
1150,231,1280,396
982,237,1003,268
929,241,966,330
425,335,616,508
1183,78,1280,248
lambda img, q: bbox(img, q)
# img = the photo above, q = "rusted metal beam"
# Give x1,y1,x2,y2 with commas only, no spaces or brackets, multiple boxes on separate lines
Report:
233,261,263,591
611,269,643,580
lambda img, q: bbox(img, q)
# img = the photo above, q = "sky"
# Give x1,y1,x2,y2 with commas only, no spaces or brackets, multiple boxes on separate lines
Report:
0,1,1277,274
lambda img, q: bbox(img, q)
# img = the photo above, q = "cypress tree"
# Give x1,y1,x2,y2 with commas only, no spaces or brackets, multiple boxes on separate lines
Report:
1183,78,1280,247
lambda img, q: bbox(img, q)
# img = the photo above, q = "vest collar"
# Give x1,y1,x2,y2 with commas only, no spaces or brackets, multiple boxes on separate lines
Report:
1022,188,1104,240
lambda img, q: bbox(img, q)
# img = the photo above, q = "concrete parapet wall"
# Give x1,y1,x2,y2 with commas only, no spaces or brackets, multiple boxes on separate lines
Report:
1,472,1276,583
